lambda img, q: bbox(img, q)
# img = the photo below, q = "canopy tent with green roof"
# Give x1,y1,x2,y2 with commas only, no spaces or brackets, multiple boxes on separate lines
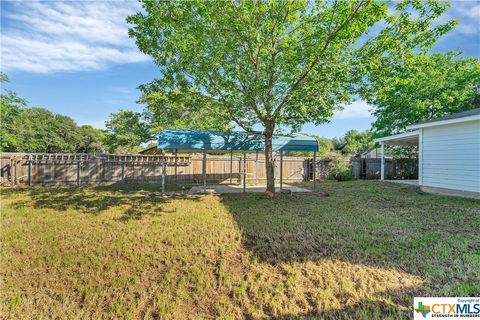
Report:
156,129,319,192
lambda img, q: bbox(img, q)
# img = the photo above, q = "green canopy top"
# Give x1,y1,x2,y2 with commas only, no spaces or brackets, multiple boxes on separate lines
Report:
158,129,318,152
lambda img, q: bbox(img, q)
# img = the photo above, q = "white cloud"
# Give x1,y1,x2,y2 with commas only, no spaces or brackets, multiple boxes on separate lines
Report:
453,2,480,20
0,1,150,73
333,100,374,119
76,118,107,130
438,1,480,36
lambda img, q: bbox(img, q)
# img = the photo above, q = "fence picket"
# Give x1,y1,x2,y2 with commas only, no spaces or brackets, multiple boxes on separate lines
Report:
0,152,417,186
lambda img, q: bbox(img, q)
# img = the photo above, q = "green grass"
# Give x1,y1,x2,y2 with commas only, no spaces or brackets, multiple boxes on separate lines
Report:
1,181,479,319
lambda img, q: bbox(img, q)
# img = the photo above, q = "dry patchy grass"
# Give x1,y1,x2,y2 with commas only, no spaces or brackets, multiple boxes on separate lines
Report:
0,181,479,319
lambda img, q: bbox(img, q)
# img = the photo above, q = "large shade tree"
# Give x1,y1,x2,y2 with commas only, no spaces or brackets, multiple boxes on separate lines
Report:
128,0,454,192
139,85,234,134
359,52,480,136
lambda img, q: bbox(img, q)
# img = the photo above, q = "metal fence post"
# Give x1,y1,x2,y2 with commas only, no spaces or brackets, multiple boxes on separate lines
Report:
279,151,283,191
28,158,32,186
162,162,166,194
203,150,207,193
243,153,246,193
77,160,80,186
230,150,233,184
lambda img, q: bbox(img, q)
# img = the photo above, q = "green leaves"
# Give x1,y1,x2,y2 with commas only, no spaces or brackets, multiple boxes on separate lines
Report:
104,110,149,153
340,130,375,156
140,84,234,133
129,0,389,133
1,74,107,154
360,52,480,136
128,0,454,136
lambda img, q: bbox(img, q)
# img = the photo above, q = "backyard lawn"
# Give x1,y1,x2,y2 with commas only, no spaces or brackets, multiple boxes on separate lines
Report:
1,181,479,319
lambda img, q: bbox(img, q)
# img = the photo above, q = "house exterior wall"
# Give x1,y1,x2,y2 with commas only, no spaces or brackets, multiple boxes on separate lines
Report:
421,120,480,193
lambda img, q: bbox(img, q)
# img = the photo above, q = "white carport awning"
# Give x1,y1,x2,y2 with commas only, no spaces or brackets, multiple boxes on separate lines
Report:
373,130,419,146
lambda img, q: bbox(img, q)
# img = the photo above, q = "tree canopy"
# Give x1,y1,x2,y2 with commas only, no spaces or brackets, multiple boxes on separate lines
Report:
338,130,375,156
0,74,107,153
104,87,234,153
139,84,234,134
104,110,150,154
361,52,480,136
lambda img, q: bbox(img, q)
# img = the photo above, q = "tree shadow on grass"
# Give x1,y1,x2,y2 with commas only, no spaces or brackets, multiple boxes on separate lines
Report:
8,182,202,221
220,183,479,266
219,181,480,314
269,288,416,319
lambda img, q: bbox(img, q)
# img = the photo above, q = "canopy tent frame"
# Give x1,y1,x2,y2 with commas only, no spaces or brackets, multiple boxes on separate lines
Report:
157,129,319,193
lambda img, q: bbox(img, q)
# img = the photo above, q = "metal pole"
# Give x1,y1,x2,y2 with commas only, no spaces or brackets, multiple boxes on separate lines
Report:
243,152,246,193
14,158,17,186
255,150,259,185
9,158,13,187
279,151,283,191
230,150,233,184
203,150,207,193
76,161,80,186
381,142,385,180
121,162,125,181
313,151,317,192
28,159,32,186
174,149,178,182
161,162,166,194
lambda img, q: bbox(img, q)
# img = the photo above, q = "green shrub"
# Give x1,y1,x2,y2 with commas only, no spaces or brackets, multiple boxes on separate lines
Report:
326,156,353,181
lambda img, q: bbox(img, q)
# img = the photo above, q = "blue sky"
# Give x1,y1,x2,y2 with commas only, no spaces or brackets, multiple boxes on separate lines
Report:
1,1,479,138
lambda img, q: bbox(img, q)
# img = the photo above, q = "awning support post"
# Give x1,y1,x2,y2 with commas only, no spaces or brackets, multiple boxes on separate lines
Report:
203,150,207,193
230,150,233,184
174,149,178,182
313,152,317,191
381,142,385,181
279,151,283,192
255,150,259,185
243,152,246,193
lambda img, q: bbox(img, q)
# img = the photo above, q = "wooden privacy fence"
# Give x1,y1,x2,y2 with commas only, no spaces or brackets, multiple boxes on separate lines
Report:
306,157,417,180
0,152,307,186
0,152,417,187
351,158,418,179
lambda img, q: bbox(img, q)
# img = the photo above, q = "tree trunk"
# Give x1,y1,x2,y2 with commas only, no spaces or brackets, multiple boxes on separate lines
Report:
264,121,275,193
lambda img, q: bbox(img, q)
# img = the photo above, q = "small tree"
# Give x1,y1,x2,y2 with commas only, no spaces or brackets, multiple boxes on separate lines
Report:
128,0,454,192
340,130,375,156
104,110,150,153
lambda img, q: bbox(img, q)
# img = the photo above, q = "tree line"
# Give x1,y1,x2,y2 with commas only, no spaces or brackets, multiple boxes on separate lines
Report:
1,72,375,156
0,74,105,153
